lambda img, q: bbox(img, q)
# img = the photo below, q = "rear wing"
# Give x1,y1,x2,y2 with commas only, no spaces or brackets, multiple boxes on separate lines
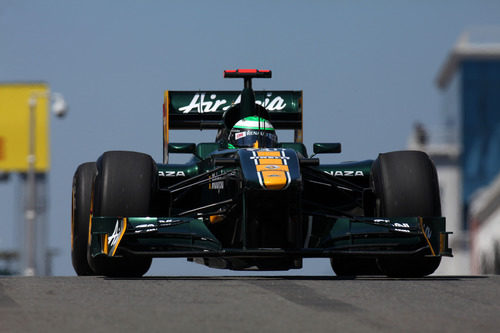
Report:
163,90,303,162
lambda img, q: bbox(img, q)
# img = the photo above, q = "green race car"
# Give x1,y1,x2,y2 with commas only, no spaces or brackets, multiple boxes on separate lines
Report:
71,69,452,277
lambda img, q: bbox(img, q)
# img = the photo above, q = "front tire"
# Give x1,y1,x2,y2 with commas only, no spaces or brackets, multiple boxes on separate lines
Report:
71,162,97,276
371,150,441,278
89,151,156,277
330,256,382,277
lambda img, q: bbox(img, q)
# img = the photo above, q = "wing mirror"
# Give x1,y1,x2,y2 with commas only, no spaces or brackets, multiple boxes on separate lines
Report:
312,143,342,156
168,143,196,154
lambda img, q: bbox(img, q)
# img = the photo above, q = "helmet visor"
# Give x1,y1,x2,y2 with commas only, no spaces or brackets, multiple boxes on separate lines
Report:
230,130,277,148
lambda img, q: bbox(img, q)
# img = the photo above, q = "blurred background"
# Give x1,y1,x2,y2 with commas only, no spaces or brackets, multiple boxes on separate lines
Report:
1,1,500,276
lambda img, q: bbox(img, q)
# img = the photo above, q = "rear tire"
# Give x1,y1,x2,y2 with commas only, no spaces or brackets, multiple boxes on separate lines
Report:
371,150,441,278
71,162,97,276
89,151,156,277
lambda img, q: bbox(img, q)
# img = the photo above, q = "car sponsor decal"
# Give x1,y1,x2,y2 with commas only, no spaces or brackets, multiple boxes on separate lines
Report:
178,92,287,114
373,219,412,233
324,170,364,177
209,179,224,190
420,217,436,256
157,218,188,227
107,218,127,256
129,218,190,233
208,168,227,191
134,223,157,234
159,170,186,177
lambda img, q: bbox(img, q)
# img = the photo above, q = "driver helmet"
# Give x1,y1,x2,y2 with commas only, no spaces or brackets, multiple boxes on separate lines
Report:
228,116,278,148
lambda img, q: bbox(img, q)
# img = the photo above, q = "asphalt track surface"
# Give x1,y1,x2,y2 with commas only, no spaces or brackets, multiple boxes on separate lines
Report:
1,275,499,333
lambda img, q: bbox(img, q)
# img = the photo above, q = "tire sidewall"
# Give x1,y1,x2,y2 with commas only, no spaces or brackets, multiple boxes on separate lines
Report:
71,162,97,276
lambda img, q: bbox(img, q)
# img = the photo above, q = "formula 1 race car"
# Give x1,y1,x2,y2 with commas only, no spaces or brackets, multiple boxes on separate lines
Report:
71,69,452,278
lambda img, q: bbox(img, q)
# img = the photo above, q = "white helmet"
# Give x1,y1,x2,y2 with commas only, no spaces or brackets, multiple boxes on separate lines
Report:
228,116,277,148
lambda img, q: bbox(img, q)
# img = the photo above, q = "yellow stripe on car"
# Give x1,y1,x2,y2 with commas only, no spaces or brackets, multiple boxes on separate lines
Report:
257,151,281,157
256,164,289,172
103,234,109,255
111,218,128,257
258,158,283,165
261,171,288,190
419,217,436,256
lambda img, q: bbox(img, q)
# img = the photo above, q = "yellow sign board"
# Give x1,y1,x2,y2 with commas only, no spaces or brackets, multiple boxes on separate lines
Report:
0,83,50,172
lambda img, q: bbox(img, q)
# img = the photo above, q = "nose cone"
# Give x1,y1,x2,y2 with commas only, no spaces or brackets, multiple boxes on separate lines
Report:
238,148,301,191
254,152,289,190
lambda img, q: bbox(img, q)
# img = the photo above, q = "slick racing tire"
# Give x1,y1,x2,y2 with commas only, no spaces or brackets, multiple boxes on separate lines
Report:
330,256,382,278
371,150,442,278
89,151,156,277
71,162,98,276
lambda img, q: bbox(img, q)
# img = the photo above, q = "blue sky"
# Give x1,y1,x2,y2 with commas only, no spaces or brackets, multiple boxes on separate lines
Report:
1,1,500,276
